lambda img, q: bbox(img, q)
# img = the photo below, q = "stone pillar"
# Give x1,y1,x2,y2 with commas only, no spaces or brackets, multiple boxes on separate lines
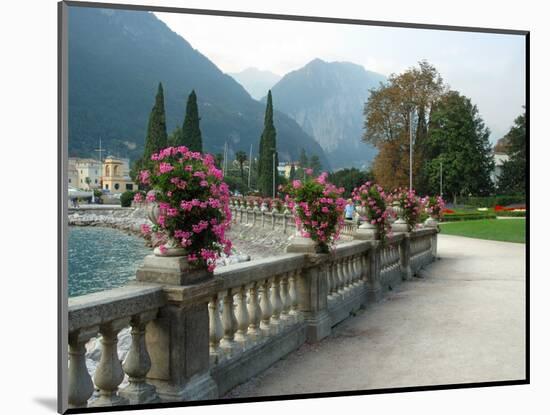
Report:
365,242,382,303
399,235,413,281
137,255,220,402
296,258,331,343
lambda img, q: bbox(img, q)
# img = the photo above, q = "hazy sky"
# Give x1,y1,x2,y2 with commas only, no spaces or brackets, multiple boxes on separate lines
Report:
155,12,525,143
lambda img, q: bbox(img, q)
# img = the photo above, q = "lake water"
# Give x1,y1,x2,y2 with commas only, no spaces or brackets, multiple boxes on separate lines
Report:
68,227,152,297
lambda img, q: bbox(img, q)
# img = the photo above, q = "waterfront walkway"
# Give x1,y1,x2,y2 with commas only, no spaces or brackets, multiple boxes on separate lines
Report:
225,234,526,397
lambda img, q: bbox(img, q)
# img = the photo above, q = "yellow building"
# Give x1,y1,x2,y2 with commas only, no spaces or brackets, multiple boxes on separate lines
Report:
102,156,136,193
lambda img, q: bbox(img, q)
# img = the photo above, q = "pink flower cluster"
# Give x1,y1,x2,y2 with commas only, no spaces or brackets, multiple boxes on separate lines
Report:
352,181,394,243
393,188,422,231
422,195,445,220
135,146,232,271
283,169,346,252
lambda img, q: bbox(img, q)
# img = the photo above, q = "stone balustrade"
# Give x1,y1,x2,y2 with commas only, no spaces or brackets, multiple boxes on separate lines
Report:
228,203,357,239
67,284,166,408
66,227,438,410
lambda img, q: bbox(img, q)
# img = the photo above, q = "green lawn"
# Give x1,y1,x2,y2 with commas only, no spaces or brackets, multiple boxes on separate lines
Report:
439,218,526,243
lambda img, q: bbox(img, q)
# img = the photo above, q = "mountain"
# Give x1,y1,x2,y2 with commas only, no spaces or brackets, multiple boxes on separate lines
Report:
265,58,386,169
229,68,281,100
67,7,329,168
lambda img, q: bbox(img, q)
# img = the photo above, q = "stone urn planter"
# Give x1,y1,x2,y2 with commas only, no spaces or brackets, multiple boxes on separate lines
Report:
424,215,439,228
355,206,379,240
286,224,328,254
391,202,409,233
146,191,187,257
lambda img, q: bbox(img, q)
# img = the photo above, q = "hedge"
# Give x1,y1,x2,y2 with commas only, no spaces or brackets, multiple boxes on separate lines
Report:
495,210,526,217
441,212,497,222
455,195,525,208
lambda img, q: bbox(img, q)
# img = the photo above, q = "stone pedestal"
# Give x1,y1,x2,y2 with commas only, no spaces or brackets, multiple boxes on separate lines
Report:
137,255,221,402
296,258,331,343
136,255,211,286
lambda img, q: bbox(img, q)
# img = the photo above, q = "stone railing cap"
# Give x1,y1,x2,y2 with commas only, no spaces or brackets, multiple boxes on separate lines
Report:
68,283,165,333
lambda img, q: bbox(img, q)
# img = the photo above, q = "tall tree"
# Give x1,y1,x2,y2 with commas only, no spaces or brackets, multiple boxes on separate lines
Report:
424,91,495,203
298,148,308,169
309,154,322,175
497,110,526,195
257,90,279,197
178,90,203,152
143,82,168,162
235,150,248,181
363,60,445,191
132,82,168,183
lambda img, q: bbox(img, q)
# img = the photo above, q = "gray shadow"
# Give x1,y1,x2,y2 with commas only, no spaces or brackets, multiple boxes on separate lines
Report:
34,397,57,412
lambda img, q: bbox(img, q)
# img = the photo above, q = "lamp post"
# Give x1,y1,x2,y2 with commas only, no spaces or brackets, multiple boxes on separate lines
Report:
440,160,443,196
409,110,414,190
272,152,276,199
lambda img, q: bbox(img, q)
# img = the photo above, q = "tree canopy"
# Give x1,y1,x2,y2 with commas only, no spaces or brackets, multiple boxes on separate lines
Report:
497,110,526,195
424,91,495,202
363,61,446,192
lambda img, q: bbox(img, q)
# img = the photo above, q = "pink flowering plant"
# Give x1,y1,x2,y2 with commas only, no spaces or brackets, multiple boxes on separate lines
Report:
352,182,393,244
393,188,422,231
283,171,346,253
134,146,232,272
422,195,446,220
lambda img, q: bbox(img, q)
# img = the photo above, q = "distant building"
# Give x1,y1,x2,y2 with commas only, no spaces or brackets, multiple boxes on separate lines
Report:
68,158,79,187
278,162,299,178
491,152,510,184
72,158,102,190
101,156,136,193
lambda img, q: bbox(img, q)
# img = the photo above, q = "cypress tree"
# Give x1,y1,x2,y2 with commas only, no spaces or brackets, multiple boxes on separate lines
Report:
178,90,203,152
258,90,279,197
143,82,168,164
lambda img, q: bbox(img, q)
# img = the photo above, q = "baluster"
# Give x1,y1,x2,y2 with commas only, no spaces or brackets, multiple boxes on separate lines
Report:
270,276,282,334
326,262,335,301
68,327,98,408
220,290,238,356
120,311,159,404
234,285,250,349
91,318,130,407
288,271,300,322
336,259,344,295
343,257,352,296
279,273,291,326
259,279,273,336
247,282,262,342
208,294,224,364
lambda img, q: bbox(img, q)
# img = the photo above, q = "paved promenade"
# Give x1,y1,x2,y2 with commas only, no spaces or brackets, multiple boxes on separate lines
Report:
225,234,526,398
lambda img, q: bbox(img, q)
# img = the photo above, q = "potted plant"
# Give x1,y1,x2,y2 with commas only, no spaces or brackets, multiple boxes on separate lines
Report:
283,171,346,254
352,182,393,243
392,188,422,232
133,146,232,272
422,195,445,228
